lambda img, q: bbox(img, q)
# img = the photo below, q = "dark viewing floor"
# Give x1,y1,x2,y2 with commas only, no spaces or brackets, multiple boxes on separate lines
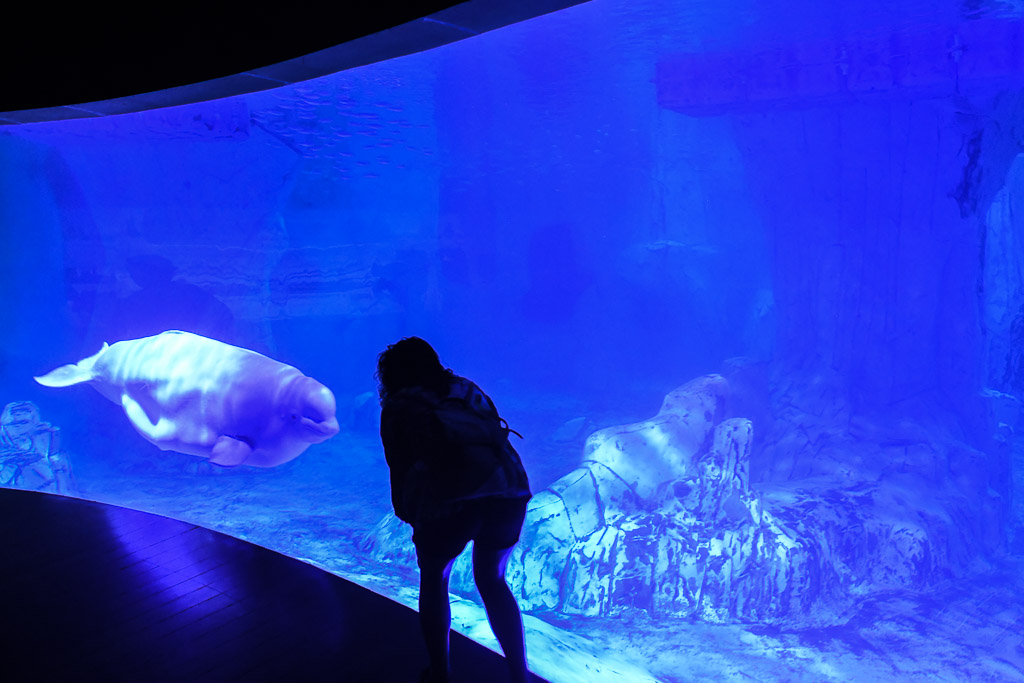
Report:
0,488,539,682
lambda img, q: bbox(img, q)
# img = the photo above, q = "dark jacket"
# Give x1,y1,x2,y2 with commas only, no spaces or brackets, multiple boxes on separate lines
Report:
380,385,444,523
380,377,530,525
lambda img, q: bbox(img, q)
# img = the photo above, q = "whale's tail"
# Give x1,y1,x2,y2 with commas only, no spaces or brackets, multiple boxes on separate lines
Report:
34,343,109,388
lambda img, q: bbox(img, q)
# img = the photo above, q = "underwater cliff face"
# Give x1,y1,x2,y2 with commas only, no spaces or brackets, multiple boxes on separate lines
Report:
3,0,1024,680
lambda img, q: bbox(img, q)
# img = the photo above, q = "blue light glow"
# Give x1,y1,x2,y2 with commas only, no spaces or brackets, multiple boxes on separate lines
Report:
3,1,1024,680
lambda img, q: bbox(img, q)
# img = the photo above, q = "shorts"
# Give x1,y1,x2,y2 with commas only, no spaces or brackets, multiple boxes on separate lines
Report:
413,495,529,565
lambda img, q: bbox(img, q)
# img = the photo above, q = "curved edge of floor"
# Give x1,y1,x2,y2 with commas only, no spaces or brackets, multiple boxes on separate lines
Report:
0,487,547,682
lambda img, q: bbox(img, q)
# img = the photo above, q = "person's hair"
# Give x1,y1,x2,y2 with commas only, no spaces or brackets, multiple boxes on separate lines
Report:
375,337,455,403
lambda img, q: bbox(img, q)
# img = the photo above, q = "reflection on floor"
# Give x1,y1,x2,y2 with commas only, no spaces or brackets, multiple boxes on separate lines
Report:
0,488,541,682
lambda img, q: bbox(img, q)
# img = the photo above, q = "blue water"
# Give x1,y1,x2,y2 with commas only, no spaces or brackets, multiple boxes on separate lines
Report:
3,1,1024,680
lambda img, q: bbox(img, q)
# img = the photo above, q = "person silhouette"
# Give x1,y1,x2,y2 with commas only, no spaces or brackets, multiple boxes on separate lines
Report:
376,337,532,683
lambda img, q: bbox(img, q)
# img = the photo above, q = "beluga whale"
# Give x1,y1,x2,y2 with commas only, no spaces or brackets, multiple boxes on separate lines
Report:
34,330,339,467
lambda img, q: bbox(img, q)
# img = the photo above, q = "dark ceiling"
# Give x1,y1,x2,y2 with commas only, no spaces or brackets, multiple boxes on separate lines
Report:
3,3,460,112
2,1,588,122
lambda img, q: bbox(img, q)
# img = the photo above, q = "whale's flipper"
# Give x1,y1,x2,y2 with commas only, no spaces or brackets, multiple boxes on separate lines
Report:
121,393,173,442
34,343,109,387
210,436,252,467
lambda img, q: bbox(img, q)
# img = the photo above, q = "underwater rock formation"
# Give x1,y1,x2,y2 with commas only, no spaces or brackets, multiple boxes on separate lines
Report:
365,374,971,626
0,401,75,494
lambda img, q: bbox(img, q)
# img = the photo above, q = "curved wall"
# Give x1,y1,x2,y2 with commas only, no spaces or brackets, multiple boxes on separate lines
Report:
2,1,1023,680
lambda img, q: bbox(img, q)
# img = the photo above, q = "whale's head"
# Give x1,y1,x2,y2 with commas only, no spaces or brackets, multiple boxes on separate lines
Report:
283,376,340,444
232,371,341,468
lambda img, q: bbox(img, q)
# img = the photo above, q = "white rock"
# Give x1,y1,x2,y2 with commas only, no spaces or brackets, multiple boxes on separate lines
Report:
549,467,602,540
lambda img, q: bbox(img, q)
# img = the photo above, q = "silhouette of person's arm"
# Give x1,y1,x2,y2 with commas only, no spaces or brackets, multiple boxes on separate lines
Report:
380,393,443,524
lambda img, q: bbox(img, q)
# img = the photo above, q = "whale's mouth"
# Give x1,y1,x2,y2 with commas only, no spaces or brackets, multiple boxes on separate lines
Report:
301,416,340,442
287,377,339,443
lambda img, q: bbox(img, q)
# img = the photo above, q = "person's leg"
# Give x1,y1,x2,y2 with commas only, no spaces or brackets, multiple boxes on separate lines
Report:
473,543,528,683
418,553,457,682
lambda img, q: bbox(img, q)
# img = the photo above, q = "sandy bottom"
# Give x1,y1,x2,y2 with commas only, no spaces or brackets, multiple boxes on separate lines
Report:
45,433,1024,683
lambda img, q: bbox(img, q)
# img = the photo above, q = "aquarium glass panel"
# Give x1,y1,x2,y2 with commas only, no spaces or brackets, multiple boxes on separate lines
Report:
3,1,1024,680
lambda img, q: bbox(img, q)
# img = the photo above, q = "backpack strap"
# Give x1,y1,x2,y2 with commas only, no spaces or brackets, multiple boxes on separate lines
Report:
449,379,524,440
500,417,523,440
